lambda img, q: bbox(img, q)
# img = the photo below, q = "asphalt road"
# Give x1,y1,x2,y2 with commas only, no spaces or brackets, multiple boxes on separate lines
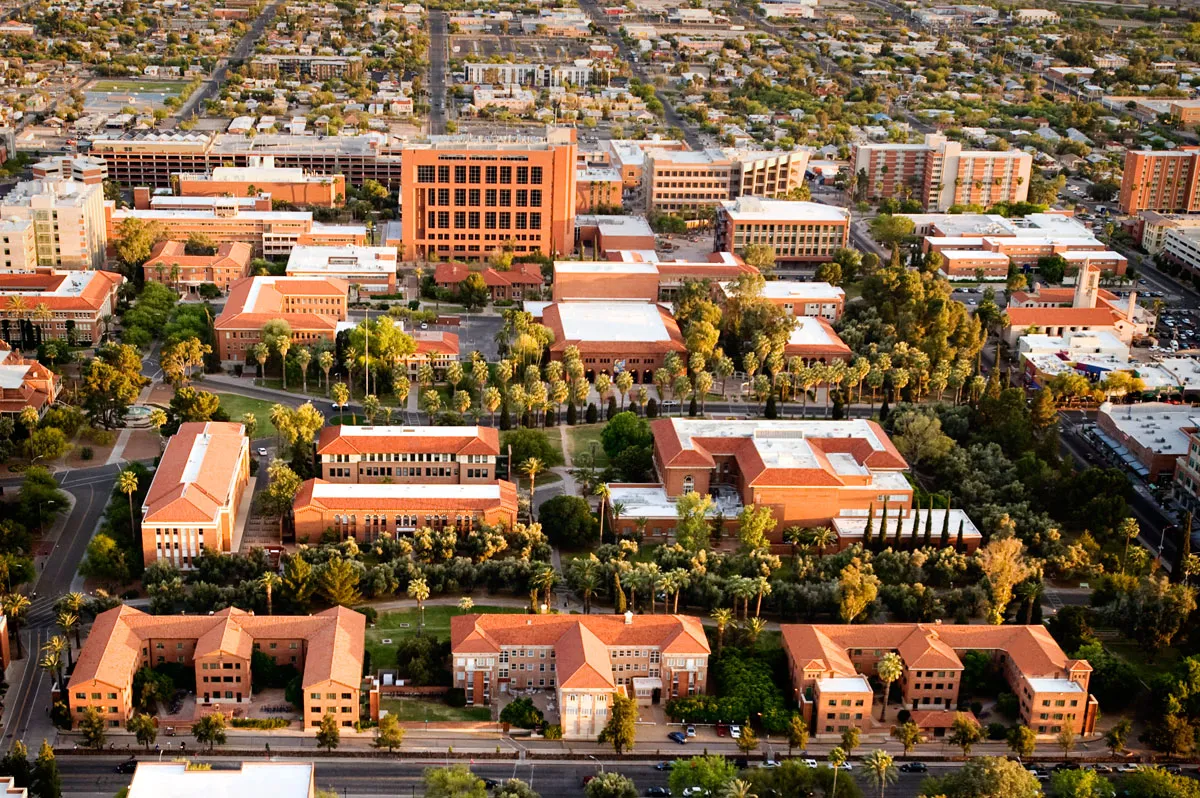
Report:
56,755,960,798
428,11,448,135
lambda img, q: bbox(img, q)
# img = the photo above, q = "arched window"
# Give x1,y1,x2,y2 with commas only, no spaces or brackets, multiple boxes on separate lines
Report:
683,476,694,495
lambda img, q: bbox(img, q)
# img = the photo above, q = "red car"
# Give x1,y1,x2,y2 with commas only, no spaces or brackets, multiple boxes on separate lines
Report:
716,724,728,737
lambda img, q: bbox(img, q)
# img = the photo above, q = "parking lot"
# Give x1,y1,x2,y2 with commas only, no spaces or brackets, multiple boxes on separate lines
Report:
1154,306,1200,352
450,35,591,60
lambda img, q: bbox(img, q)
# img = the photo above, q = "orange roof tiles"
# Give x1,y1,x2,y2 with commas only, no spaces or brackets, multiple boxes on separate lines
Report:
0,269,122,312
292,478,519,513
1005,307,1121,327
781,623,1090,680
145,240,254,272
70,606,364,692
143,422,247,525
215,275,347,332
315,425,500,457
451,614,709,690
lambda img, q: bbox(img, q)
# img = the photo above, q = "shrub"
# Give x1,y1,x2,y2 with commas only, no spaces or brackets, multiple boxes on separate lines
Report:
230,718,289,729
646,398,659,418
80,447,94,461
446,687,467,708
538,494,599,548
543,724,563,740
585,403,598,424
499,697,543,729
357,606,379,626
82,427,116,446
986,722,1007,740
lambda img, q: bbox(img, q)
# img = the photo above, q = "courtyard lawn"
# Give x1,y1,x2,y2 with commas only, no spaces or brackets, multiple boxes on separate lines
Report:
381,697,492,723
566,424,607,467
214,393,279,440
1104,638,1179,683
91,79,186,94
365,605,526,665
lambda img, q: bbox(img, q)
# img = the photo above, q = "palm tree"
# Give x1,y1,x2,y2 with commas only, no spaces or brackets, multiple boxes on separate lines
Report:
407,577,430,634
575,560,600,614
56,611,78,668
32,303,52,334
259,572,282,615
876,652,903,721
118,469,139,543
783,525,806,570
521,457,545,519
808,526,836,556
318,351,335,395
862,750,898,798
722,780,756,798
2,593,29,659
711,607,733,652
753,576,771,618
251,342,269,379
1015,581,1043,625
595,484,611,543
743,616,766,645
60,592,86,648
294,347,312,394
39,643,62,689
829,746,847,798
532,565,557,611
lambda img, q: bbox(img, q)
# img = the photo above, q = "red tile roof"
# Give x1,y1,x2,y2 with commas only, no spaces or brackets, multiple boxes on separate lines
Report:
1005,307,1120,327
143,422,247,525
315,425,500,457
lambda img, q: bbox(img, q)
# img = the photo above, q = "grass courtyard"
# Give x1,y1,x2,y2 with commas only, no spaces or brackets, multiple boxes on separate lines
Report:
566,424,607,467
90,78,186,94
215,393,279,440
380,698,492,723
365,605,526,666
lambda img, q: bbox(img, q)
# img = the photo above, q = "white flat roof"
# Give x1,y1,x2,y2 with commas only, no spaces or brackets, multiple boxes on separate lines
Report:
127,762,313,798
1098,401,1196,456
758,280,845,301
0,270,105,298
940,250,1009,261
832,509,982,540
817,676,872,693
335,425,484,437
286,245,398,275
0,364,30,389
788,316,839,347
576,214,656,238
1025,677,1084,694
311,482,503,500
605,485,734,519
556,302,670,342
554,260,659,275
720,196,850,223
1061,250,1125,261
666,417,896,471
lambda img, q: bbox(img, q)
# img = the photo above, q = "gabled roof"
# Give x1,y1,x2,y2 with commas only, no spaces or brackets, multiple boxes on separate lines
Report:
143,422,247,525
1006,307,1120,327
315,424,500,457
555,623,617,689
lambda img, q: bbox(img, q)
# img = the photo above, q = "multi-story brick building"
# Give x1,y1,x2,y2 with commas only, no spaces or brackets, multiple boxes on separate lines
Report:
143,240,254,295
433,262,543,301
713,197,850,265
1119,149,1200,215
734,280,846,321
142,421,250,568
537,301,687,383
250,55,363,80
642,148,809,215
576,166,623,212
68,605,364,728
608,418,980,551
31,155,108,185
292,479,519,542
0,269,123,347
0,341,60,417
0,219,39,274
285,245,398,294
214,276,347,365
852,134,1032,212
553,253,757,302
87,132,405,189
450,613,710,739
176,157,346,208
398,128,579,262
781,624,1097,738
784,316,852,364
0,179,108,270
315,425,500,483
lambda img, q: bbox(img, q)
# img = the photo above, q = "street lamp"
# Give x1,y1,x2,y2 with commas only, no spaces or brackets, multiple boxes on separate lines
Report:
588,754,605,773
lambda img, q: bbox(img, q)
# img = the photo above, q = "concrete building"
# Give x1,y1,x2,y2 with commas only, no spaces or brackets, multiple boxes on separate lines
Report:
142,422,251,568
143,240,254,295
1119,149,1200,215
250,55,363,80
1095,401,1197,484
214,276,347,364
781,624,1096,738
127,762,314,798
733,280,846,321
292,479,518,542
315,425,500,483
0,341,60,417
713,197,850,265
176,157,346,208
575,214,656,257
1138,212,1200,256
852,133,1032,212
433,262,543,301
285,245,398,294
31,155,108,185
463,61,594,88
0,269,123,347
536,301,687,382
605,138,689,189
450,613,710,739
109,199,366,258
398,128,579,262
643,148,809,215
0,219,38,274
553,253,756,302
68,605,364,727
0,179,107,270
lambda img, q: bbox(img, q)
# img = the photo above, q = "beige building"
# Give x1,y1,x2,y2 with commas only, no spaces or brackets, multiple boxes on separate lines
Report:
0,219,36,273
713,197,850,264
175,157,346,209
450,613,710,739
0,179,107,270
316,424,500,483
643,148,809,215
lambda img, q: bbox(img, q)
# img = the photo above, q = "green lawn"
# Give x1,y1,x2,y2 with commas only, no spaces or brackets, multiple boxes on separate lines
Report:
1104,638,1178,683
215,393,279,439
381,698,491,723
91,79,186,94
566,424,608,467
366,605,526,666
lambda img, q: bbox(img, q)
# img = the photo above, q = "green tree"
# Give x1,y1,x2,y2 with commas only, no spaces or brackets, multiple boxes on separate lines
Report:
735,726,759,756
584,773,637,798
114,217,163,272
598,691,638,754
674,491,714,552
458,272,490,311
920,756,1041,798
495,779,541,798
0,741,30,788
891,720,923,757
1050,769,1115,798
318,557,363,607
741,244,777,274
1105,718,1132,754
316,712,340,751
736,504,776,552
670,756,738,797
30,740,60,798
862,750,897,798
193,712,227,751
126,713,157,750
1006,724,1036,759
24,429,68,463
787,714,809,756
876,652,903,721
423,765,487,798
79,707,106,750
374,714,405,751
947,712,983,757
840,725,860,756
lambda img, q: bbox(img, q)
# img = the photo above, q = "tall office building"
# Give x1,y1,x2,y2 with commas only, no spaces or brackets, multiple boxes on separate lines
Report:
1118,149,1200,215
0,179,107,270
398,127,578,262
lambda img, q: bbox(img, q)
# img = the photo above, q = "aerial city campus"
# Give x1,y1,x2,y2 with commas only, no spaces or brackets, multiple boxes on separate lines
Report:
4,1,1200,798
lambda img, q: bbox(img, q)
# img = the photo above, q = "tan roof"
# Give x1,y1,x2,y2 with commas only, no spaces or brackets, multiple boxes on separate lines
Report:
70,606,364,692
781,623,1090,680
144,240,254,271
452,614,709,690
143,422,247,525
1006,307,1120,328
316,424,499,457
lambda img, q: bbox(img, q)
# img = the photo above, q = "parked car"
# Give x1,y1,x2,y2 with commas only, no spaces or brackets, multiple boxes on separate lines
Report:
715,724,727,737
899,762,927,773
760,760,780,769
1026,767,1049,781
832,761,853,771
685,726,696,738
729,725,742,739
1165,765,1183,775
582,776,596,787
482,778,500,789
256,447,268,456
1117,764,1142,773
801,759,819,769
654,762,672,771
681,788,708,798
1053,762,1079,772
1085,764,1114,774
114,759,137,774
668,732,688,745
646,789,671,797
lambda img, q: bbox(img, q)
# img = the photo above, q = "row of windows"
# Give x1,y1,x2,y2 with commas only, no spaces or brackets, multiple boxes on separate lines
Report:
426,211,543,231
424,188,544,208
416,164,544,185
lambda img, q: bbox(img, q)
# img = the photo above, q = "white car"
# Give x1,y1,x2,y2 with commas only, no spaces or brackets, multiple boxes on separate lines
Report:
256,447,268,456
759,760,780,769
681,789,708,797
729,725,742,739
832,762,853,771
802,759,819,769
685,725,696,738
1117,764,1142,773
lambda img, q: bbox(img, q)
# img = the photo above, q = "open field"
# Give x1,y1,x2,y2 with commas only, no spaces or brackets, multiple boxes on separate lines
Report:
215,393,279,439
566,424,608,466
365,605,527,665
380,698,492,723
90,79,187,94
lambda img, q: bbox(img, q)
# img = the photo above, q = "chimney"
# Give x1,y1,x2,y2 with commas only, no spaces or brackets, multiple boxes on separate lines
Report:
624,610,634,625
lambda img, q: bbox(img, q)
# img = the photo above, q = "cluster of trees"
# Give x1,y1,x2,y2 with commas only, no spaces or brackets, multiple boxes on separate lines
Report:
0,740,61,798
80,462,152,587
